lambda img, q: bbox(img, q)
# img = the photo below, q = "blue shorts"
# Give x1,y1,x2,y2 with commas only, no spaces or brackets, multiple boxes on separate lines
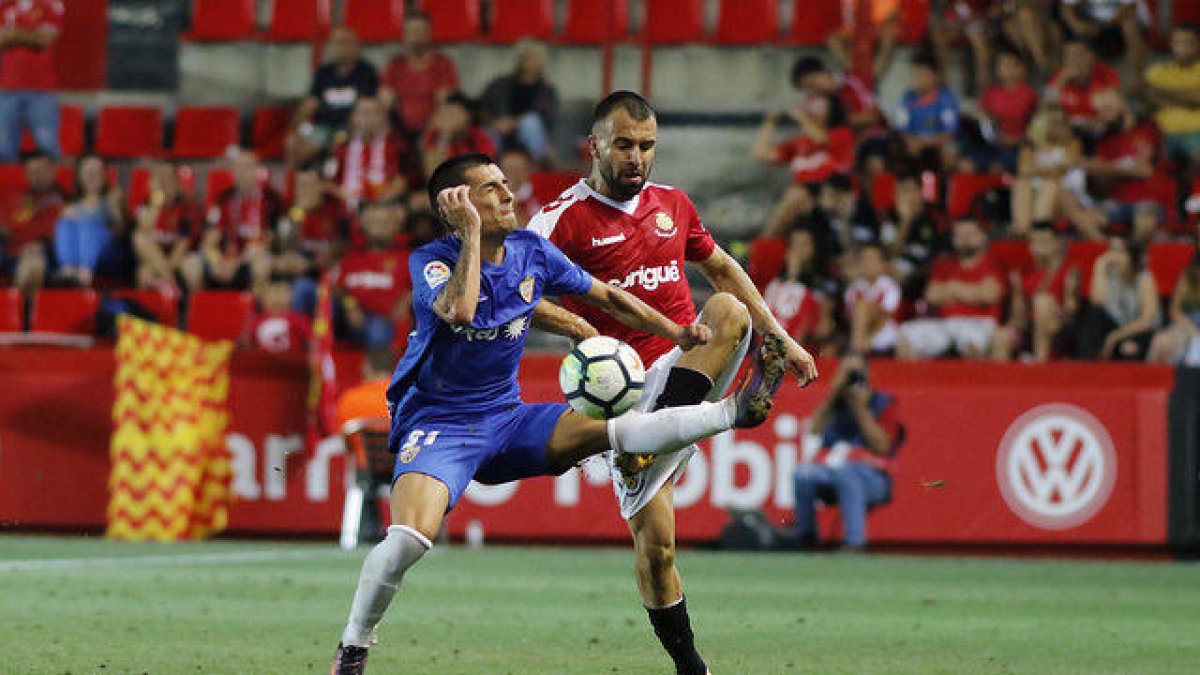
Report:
388,400,570,508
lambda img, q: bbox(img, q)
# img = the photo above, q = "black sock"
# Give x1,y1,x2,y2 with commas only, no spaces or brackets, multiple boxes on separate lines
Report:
647,597,708,675
653,368,714,410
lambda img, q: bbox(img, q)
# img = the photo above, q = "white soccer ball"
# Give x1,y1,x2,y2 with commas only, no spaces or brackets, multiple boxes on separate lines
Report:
559,336,645,419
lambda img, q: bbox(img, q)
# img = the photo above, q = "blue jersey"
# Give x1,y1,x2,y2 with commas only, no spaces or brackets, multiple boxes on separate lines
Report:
386,229,595,416
899,86,960,138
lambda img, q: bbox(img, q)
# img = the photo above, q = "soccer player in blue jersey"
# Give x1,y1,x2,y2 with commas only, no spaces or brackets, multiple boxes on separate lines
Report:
330,153,789,674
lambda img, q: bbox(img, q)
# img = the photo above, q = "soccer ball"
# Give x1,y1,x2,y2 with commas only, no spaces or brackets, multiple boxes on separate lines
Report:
559,336,645,419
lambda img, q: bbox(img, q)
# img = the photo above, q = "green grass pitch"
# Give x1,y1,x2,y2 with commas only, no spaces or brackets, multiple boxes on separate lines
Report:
1,536,1197,674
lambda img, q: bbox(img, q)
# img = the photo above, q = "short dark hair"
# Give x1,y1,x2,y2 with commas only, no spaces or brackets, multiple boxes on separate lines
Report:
911,54,940,73
790,56,827,88
1175,23,1200,39
592,90,655,129
427,152,495,221
827,173,854,192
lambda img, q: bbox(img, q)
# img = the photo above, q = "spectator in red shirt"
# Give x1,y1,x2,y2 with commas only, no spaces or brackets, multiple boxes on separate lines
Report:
498,145,540,227
287,27,379,168
326,97,413,210
1046,38,1121,131
755,94,854,189
0,0,63,162
977,50,1039,172
276,166,350,279
764,228,831,351
1085,88,1161,230
380,11,460,138
789,55,885,137
1007,222,1081,362
0,151,62,293
845,242,902,354
335,201,411,349
244,279,312,355
897,218,1006,360
132,162,204,292
200,150,282,293
420,92,497,178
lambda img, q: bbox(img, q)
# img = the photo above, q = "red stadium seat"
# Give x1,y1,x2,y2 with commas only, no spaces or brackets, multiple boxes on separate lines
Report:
1174,0,1200,24
0,288,21,332
172,106,242,159
343,0,405,43
643,0,705,44
529,171,582,204
113,288,181,328
1147,242,1195,298
562,0,629,44
421,0,482,42
988,240,1032,275
715,0,778,45
1065,240,1107,297
31,290,99,335
0,164,25,195
205,168,234,207
188,291,254,342
96,107,164,159
748,236,788,291
947,173,1004,221
251,106,292,160
186,0,257,41
264,0,332,41
869,171,896,212
20,105,85,158
490,0,554,42
790,0,842,46
901,0,930,44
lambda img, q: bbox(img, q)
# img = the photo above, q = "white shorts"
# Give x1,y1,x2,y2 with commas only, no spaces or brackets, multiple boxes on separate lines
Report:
608,325,753,520
899,316,997,358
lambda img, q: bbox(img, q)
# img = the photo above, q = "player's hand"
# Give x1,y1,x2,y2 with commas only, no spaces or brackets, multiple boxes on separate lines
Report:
780,334,818,386
674,324,711,351
437,186,482,236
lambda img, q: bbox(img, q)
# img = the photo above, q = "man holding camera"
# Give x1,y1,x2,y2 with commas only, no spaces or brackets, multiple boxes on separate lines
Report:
793,353,903,551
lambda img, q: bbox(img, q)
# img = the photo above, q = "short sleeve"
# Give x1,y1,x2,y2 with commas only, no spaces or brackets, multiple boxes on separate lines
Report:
539,238,595,297
409,247,453,317
681,194,717,262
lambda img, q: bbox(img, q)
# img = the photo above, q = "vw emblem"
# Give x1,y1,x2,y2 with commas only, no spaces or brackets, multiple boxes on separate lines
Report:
995,404,1117,531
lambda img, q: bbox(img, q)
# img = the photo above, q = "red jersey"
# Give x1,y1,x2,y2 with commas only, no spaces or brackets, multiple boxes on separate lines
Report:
247,311,311,354
0,186,62,254
1019,258,1071,304
764,278,823,341
0,0,63,91
149,198,203,250
982,82,1039,141
292,195,350,257
335,248,410,317
930,254,1005,319
528,180,717,367
382,51,460,133
1095,120,1162,203
1049,63,1120,126
209,186,283,257
775,127,855,185
327,133,405,207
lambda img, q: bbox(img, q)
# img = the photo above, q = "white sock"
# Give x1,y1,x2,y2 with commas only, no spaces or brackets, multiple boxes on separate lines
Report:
607,398,736,456
340,525,432,647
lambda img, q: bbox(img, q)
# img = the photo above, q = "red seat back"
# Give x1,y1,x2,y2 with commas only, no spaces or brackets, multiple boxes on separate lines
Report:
421,0,482,42
172,106,242,159
644,0,704,44
21,105,85,158
490,0,554,42
187,0,257,40
0,288,21,332
1065,240,1108,297
563,0,629,44
265,0,332,41
205,168,235,207
113,288,181,328
31,290,99,335
96,107,164,159
715,0,778,45
188,291,255,341
748,237,788,291
790,0,842,45
251,106,292,160
343,0,405,43
1147,242,1195,298
947,173,1005,221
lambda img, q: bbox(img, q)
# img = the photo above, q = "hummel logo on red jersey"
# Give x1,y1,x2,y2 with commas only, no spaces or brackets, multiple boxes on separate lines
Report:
591,233,627,247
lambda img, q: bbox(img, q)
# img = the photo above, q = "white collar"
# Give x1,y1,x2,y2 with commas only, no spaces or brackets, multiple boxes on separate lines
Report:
578,178,641,216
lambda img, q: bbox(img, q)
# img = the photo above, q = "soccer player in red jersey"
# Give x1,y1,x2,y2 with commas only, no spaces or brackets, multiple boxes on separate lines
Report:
528,92,819,675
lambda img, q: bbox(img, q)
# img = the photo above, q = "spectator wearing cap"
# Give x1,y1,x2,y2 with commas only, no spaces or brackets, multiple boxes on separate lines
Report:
1046,38,1121,132
0,0,63,162
287,27,379,169
894,54,961,172
1145,24,1200,169
380,11,460,139
896,218,1006,360
479,39,559,163
0,151,62,294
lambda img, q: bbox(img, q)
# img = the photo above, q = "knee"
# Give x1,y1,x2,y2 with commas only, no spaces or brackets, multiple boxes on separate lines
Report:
1032,293,1059,327
637,539,676,575
702,292,750,342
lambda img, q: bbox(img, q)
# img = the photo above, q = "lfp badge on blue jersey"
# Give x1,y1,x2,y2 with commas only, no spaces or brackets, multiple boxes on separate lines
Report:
424,261,451,289
519,276,535,304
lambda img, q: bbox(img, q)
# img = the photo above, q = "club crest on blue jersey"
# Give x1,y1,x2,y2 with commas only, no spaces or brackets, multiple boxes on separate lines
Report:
519,276,535,303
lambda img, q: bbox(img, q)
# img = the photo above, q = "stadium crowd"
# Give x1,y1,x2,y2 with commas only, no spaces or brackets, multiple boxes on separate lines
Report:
1,2,1199,367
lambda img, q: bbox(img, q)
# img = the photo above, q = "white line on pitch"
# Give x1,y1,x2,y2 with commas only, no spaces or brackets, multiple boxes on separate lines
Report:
0,547,351,572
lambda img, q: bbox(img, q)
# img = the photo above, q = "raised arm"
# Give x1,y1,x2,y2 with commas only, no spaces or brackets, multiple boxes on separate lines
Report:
578,281,709,350
431,187,482,326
